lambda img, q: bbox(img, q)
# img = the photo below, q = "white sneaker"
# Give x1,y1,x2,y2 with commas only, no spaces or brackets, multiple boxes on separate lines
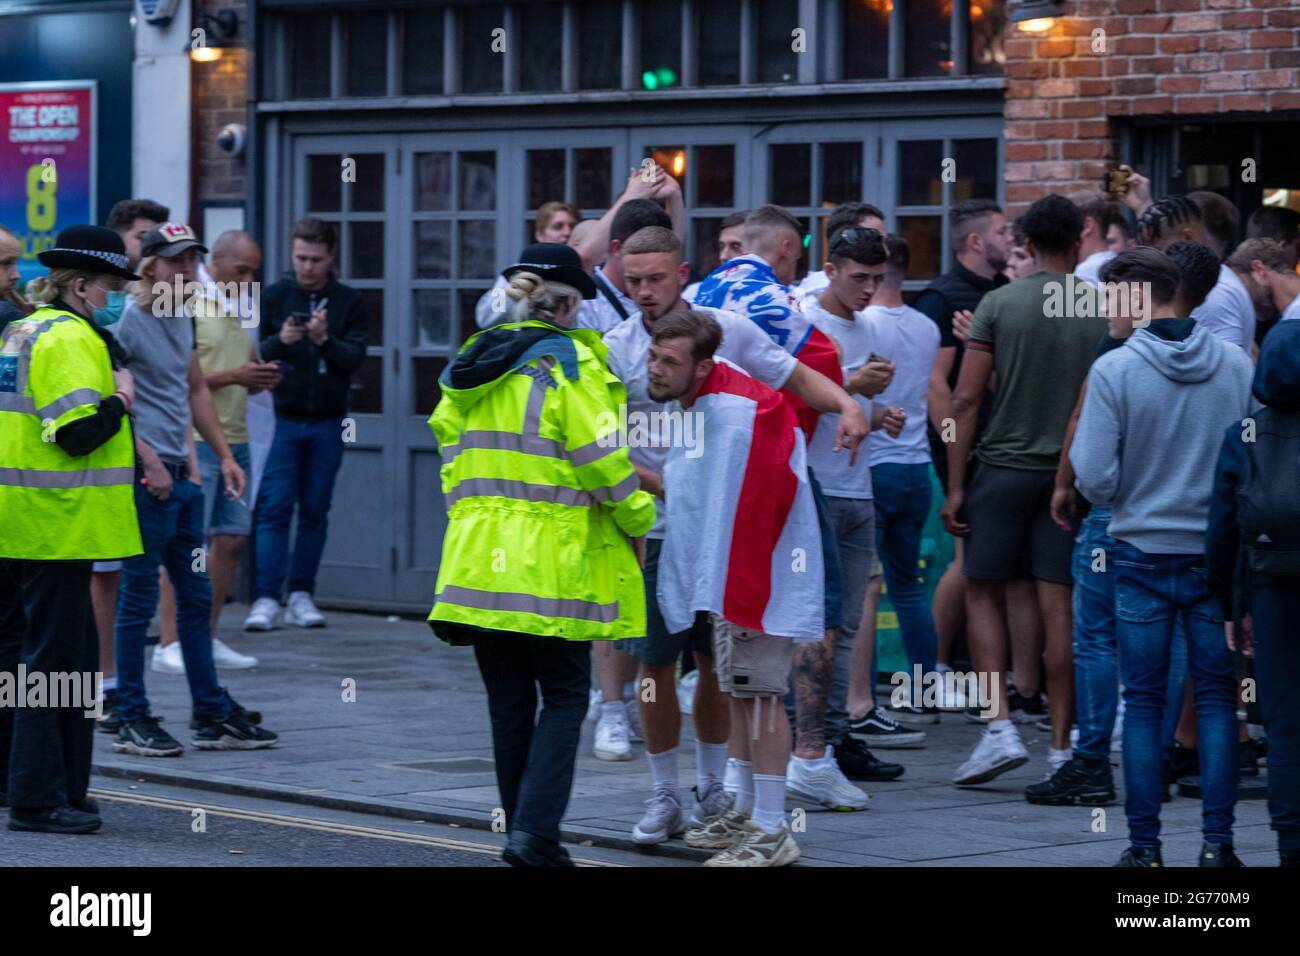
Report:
632,786,685,845
283,591,326,628
624,698,644,743
953,726,1029,786
702,820,800,868
594,712,632,761
678,669,700,716
243,597,280,631
785,746,870,811
212,638,258,670
150,642,185,675
585,688,601,722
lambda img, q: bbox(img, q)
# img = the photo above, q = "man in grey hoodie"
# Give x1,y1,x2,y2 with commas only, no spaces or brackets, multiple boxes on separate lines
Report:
1071,247,1254,867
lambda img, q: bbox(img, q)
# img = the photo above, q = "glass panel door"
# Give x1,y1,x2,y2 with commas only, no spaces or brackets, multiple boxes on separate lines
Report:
291,133,401,606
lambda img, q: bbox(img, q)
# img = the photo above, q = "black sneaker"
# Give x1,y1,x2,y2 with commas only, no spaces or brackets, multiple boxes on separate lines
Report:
192,707,278,750
113,716,184,757
1198,841,1244,867
97,688,122,734
1025,757,1116,806
1116,846,1163,867
888,704,940,726
834,736,905,781
1239,739,1260,777
8,805,102,835
849,706,927,748
1009,689,1046,725
190,698,263,731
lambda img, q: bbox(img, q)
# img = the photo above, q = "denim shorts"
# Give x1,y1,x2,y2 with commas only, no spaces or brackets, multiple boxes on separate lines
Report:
616,538,714,666
198,441,253,536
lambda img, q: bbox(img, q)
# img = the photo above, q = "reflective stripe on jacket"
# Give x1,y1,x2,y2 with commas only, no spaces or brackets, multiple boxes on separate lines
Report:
428,320,655,641
0,306,142,560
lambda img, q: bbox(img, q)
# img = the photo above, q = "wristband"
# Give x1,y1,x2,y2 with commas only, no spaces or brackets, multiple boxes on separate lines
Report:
113,389,131,411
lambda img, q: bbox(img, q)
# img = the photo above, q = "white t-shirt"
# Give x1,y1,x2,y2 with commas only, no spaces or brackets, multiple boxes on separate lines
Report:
578,265,636,335
795,268,830,301
1192,264,1256,352
603,303,798,537
1074,250,1115,289
863,304,939,467
803,298,875,499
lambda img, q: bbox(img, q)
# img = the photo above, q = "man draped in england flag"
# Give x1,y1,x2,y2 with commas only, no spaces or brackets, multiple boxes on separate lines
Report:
693,205,885,817
647,308,821,868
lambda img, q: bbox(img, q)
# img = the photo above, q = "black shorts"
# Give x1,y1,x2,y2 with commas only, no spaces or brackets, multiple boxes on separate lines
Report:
615,539,714,666
962,462,1074,584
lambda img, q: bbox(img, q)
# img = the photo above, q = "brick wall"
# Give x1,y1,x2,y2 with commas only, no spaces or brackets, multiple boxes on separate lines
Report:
192,0,250,205
1001,0,1300,216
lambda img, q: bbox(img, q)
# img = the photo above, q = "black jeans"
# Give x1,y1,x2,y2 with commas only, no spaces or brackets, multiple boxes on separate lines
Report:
1250,576,1300,864
472,632,591,846
0,559,98,809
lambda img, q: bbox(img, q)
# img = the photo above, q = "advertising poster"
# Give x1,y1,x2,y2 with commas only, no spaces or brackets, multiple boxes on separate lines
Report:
0,81,97,285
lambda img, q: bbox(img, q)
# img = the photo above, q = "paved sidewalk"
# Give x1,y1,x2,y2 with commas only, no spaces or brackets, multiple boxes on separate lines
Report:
92,607,1277,867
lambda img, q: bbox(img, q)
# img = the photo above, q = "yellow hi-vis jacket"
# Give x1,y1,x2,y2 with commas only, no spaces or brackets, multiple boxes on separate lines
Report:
0,306,142,560
428,320,655,642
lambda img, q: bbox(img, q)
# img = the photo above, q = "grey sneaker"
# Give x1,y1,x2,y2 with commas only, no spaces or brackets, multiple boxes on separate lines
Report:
685,808,750,849
687,778,733,828
703,820,800,867
631,786,685,845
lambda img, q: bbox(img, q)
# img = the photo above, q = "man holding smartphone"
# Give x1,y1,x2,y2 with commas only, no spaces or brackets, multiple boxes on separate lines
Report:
248,218,368,631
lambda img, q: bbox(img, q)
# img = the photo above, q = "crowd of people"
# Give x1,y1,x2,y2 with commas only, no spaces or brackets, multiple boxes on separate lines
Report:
1,160,1298,871
0,201,369,833
433,162,1300,868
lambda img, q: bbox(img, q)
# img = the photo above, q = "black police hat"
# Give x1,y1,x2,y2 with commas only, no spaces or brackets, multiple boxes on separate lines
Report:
502,242,596,299
37,225,140,281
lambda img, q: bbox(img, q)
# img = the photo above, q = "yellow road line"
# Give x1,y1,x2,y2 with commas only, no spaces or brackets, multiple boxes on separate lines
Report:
88,787,621,866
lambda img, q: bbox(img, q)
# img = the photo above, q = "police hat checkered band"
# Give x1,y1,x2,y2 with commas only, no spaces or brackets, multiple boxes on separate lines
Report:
514,261,559,271
50,247,130,271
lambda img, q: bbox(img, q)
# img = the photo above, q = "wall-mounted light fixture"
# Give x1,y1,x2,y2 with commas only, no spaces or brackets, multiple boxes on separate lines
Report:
1009,0,1065,34
188,9,239,63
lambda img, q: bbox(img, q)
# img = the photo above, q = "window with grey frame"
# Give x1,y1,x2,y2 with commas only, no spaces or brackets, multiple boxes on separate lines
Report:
893,136,1000,285
267,0,1004,100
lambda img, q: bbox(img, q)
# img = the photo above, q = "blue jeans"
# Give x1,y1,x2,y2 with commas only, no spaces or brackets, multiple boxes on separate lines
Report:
1251,575,1300,862
115,480,230,724
254,415,346,599
870,463,937,678
1114,541,1236,849
1074,510,1188,762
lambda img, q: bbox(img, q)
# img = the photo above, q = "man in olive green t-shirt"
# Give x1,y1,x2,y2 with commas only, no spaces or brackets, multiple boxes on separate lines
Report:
941,195,1107,788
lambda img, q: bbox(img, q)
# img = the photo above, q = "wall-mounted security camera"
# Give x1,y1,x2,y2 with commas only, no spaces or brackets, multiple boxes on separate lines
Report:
217,123,247,158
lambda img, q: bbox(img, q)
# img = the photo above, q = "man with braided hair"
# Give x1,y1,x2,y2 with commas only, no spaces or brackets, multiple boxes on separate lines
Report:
1138,195,1255,354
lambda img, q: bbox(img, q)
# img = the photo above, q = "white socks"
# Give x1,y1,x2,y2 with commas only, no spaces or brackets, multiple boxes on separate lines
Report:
732,759,755,815
646,746,679,798
752,774,787,834
696,741,728,791
599,700,624,722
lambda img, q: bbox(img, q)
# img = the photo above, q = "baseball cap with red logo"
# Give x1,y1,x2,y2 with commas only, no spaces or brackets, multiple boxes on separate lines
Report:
140,221,208,259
